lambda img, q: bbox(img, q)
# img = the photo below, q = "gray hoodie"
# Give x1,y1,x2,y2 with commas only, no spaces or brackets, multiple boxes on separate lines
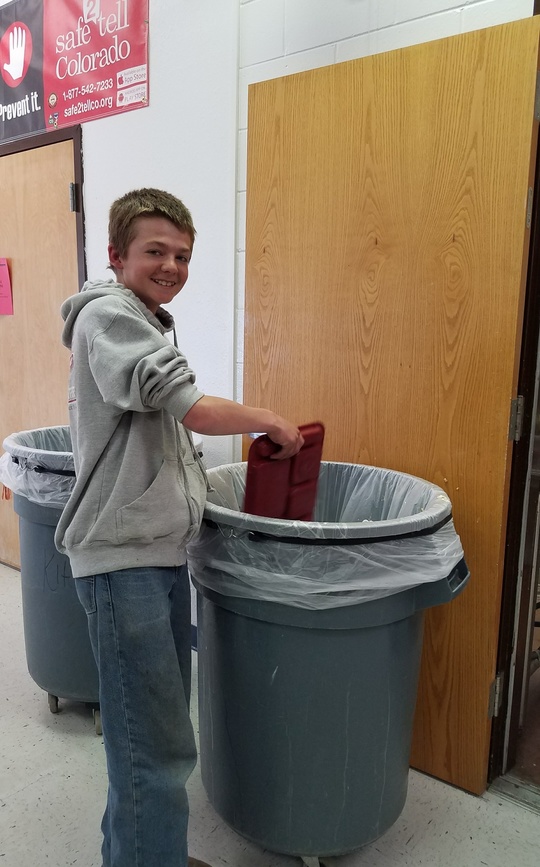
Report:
54,279,207,578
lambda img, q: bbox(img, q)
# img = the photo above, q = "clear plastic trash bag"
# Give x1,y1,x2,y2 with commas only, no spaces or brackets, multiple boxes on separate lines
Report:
188,462,465,609
0,426,75,509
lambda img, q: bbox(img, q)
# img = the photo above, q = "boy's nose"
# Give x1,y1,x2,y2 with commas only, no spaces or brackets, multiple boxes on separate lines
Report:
161,256,177,272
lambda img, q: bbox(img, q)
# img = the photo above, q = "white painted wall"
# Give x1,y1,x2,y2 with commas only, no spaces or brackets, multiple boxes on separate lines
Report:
77,0,535,469
80,0,240,469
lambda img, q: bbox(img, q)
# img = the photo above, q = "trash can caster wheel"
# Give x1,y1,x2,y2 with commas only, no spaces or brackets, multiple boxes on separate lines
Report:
93,707,102,736
48,693,59,714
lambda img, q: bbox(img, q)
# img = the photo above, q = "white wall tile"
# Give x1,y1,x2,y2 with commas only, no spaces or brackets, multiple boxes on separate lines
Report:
373,0,472,30
285,0,371,54
236,190,247,252
335,32,375,64
237,128,248,191
373,9,462,55
234,362,244,406
238,44,336,128
235,308,245,364
236,251,246,311
461,0,533,31
239,0,285,67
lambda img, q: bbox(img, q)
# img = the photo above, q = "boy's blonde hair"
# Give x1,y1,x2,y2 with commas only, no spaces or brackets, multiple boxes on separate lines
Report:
108,188,196,257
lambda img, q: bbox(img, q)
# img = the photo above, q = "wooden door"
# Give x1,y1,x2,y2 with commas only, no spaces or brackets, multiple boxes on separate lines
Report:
244,18,540,794
0,139,81,568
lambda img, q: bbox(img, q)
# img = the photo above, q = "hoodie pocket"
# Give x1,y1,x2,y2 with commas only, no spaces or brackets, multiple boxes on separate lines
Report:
116,459,191,545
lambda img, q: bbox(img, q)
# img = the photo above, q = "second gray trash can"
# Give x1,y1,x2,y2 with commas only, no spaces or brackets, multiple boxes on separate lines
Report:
0,427,100,729
188,461,469,862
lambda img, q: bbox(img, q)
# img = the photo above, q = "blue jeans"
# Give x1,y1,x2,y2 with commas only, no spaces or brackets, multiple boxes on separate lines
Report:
75,565,197,867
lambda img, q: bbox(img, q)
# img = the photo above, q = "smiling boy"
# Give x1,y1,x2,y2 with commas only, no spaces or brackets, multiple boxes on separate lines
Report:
108,213,192,312
54,188,303,867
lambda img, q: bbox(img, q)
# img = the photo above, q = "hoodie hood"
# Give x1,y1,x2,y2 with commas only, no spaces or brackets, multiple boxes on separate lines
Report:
60,279,175,349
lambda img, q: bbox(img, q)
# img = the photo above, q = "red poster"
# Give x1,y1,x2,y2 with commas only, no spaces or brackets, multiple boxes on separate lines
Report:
1,1,148,143
42,0,148,130
0,258,14,315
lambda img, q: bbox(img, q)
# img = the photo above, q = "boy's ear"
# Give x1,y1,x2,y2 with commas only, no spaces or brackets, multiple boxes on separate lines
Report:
108,244,123,271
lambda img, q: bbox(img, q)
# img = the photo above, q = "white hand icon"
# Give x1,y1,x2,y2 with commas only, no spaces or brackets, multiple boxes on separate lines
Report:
3,27,26,83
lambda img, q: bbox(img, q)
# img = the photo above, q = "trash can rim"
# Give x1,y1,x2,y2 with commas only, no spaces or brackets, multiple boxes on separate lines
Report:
203,461,453,540
2,426,73,469
3,425,204,462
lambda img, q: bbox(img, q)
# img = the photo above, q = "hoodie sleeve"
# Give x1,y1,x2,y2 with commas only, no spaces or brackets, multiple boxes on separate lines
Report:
77,298,204,420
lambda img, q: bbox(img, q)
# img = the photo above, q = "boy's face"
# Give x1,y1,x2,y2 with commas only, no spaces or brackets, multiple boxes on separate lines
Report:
108,216,192,313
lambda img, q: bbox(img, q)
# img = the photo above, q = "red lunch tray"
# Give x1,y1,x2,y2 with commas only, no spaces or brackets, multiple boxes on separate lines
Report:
243,422,325,521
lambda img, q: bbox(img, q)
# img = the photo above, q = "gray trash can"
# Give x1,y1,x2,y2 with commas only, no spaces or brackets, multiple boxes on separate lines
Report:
0,427,100,727
188,461,469,862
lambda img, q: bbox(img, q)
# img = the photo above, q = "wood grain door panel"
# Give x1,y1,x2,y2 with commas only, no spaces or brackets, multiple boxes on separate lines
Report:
0,140,78,568
244,18,540,793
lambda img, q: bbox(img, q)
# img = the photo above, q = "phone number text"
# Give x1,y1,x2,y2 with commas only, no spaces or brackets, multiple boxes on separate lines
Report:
62,80,114,100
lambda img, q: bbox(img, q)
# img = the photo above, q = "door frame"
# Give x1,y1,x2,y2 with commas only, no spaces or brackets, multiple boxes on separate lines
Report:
489,127,540,781
0,127,86,288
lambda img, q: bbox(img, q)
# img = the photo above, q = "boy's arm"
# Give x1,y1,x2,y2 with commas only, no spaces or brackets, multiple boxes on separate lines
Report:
182,396,303,460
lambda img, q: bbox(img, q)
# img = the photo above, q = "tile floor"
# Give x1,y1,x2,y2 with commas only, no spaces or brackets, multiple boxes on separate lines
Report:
1,561,539,867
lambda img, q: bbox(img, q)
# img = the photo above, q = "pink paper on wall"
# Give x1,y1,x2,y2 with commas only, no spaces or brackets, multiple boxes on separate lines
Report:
0,258,14,315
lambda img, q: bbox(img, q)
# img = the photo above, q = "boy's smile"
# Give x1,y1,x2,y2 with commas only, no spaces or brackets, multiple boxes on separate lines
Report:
108,216,193,313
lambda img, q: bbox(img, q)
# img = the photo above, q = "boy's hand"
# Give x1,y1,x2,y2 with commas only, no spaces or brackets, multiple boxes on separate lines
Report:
182,396,304,457
266,420,304,460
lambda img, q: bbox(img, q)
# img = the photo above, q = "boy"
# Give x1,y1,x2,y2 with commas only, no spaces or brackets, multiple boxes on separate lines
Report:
54,188,303,867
